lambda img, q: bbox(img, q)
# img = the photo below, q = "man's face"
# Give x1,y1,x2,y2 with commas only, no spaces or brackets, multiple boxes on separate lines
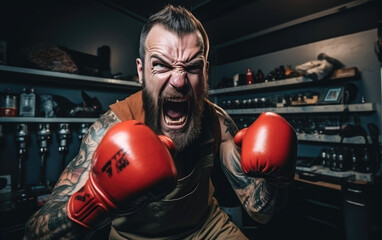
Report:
136,24,208,151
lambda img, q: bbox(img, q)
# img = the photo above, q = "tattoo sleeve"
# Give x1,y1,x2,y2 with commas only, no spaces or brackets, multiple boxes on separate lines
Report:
24,110,119,240
218,111,288,224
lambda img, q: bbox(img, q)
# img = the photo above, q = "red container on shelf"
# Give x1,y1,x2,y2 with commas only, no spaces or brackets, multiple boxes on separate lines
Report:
246,68,253,85
0,89,18,117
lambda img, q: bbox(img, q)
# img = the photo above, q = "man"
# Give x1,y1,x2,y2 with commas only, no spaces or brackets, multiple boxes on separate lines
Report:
24,5,297,240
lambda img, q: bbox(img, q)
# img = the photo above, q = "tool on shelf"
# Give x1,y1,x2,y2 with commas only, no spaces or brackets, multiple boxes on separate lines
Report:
16,123,29,190
58,123,71,171
37,123,51,186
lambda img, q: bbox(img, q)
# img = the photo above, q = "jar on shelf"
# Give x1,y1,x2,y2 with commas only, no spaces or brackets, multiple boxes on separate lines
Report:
19,88,36,117
0,89,18,117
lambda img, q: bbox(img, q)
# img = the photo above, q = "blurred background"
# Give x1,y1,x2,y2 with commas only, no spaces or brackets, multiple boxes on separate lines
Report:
0,0,381,239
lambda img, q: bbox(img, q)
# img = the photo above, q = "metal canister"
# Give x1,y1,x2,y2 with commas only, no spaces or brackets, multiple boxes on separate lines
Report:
0,89,18,117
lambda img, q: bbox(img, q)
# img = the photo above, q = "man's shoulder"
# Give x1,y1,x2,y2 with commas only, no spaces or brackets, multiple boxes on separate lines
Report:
205,99,230,123
109,91,144,122
95,110,121,126
206,99,238,141
110,90,142,108
204,99,237,143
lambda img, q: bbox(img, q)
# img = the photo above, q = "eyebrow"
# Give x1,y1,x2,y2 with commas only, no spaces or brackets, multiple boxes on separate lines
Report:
150,53,204,67
150,54,172,66
185,59,204,68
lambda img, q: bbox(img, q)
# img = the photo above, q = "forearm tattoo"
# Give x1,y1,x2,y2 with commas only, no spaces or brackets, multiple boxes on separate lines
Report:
219,113,285,223
220,143,276,217
24,110,119,239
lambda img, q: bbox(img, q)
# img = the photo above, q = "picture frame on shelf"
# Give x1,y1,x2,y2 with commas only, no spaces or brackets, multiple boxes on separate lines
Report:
324,88,342,102
319,87,344,104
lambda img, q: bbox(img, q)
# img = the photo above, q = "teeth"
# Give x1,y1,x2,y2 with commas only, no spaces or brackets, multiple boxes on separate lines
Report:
165,97,187,103
165,115,186,125
163,97,188,126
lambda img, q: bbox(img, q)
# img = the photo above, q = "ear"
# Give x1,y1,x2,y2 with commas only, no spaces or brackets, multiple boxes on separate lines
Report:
234,128,248,146
136,58,143,85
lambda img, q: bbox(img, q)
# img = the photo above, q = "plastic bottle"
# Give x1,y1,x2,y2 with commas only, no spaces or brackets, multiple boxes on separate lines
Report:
246,68,253,85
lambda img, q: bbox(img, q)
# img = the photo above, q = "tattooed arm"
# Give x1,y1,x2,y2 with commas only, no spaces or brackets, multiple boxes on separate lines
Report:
214,106,288,224
24,110,120,240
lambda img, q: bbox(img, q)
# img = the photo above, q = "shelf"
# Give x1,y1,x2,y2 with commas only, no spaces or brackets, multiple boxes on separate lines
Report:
297,133,370,144
0,117,97,123
209,67,359,95
296,165,374,183
225,103,375,115
0,65,141,90
295,174,342,190
209,76,313,95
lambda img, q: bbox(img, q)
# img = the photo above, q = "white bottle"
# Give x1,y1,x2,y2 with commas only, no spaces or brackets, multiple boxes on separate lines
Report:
19,88,36,117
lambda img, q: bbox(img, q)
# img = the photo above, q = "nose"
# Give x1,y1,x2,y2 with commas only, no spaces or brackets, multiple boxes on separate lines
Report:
169,69,187,90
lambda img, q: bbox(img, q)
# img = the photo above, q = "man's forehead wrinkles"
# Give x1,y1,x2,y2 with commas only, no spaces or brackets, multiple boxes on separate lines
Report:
145,26,205,63
149,53,168,62
149,50,204,66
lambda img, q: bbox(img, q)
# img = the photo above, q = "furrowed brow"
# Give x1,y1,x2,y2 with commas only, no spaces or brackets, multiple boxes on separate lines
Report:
150,54,172,66
186,59,204,67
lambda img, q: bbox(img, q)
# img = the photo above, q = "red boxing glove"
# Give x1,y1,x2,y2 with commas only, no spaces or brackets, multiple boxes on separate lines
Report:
67,120,178,229
234,112,297,187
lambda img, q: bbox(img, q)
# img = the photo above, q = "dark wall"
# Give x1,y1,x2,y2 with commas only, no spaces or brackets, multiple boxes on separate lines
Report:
0,0,144,186
0,0,143,77
207,0,379,66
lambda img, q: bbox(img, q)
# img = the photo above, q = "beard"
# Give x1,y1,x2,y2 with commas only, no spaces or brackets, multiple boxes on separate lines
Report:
142,79,207,152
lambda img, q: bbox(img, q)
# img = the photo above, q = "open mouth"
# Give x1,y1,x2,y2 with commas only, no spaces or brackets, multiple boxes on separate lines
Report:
163,97,188,127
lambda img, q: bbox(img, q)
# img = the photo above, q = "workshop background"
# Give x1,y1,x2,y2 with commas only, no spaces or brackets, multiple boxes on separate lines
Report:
0,0,381,239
